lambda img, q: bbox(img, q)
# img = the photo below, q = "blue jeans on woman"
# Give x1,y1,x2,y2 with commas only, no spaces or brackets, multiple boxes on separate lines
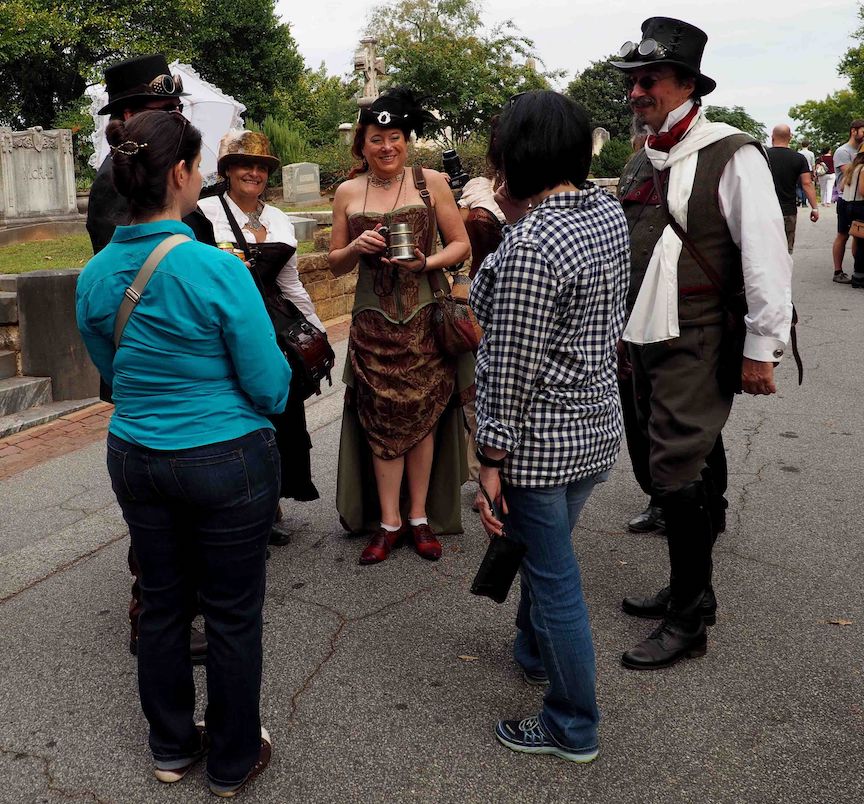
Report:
106,428,280,788
504,471,607,753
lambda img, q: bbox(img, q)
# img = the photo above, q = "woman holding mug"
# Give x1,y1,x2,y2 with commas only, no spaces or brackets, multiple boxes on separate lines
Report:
76,110,288,797
328,86,472,565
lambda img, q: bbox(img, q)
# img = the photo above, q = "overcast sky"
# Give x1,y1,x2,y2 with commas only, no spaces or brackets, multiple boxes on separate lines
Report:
276,0,861,138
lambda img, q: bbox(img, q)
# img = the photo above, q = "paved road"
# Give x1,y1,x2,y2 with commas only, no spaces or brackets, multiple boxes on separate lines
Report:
0,210,861,803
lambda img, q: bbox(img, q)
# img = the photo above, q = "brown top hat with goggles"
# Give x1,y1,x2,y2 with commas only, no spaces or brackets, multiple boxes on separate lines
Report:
216,130,281,177
610,17,716,97
98,54,189,115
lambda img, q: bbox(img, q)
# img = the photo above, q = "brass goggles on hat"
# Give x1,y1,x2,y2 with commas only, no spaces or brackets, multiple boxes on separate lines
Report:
618,38,669,61
148,73,184,95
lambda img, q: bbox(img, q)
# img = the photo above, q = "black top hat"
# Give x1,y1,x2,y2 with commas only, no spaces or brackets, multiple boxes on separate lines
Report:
610,17,716,97
98,54,189,115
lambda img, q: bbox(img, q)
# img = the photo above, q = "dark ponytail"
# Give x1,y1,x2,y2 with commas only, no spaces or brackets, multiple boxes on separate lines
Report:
106,110,202,218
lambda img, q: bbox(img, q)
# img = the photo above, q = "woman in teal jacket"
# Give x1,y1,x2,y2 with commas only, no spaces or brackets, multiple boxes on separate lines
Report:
76,110,289,798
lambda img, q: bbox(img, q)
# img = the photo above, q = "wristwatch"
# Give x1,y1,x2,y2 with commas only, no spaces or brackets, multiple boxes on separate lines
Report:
475,447,506,468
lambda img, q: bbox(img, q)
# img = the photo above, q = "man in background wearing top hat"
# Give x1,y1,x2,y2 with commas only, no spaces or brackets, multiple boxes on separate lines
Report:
611,18,793,670
87,54,214,253
87,54,212,663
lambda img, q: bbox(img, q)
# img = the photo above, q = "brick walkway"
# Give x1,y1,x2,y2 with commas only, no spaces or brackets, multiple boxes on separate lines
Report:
0,403,113,480
0,317,351,482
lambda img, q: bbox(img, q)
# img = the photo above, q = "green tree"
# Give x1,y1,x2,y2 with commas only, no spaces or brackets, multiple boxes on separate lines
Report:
838,3,864,98
0,0,303,130
703,105,767,142
280,65,361,147
789,90,861,149
191,0,304,124
0,0,199,129
566,56,631,140
366,0,553,145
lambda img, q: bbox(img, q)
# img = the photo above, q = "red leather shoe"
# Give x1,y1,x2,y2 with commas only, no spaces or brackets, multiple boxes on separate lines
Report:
359,526,405,565
410,523,442,561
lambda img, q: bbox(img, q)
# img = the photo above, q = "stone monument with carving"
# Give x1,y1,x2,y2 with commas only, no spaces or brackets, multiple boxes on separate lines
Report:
283,162,321,207
355,38,386,108
591,127,611,157
0,128,78,226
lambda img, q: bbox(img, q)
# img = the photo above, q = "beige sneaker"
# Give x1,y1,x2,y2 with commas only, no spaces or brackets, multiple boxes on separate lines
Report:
154,722,207,783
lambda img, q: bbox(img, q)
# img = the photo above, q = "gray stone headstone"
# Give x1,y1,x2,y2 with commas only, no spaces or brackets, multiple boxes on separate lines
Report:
17,270,99,401
282,162,321,206
592,127,611,156
0,128,78,224
288,216,316,242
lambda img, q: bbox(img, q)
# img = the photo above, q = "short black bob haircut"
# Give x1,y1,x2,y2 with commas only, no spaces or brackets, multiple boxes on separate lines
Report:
488,91,592,202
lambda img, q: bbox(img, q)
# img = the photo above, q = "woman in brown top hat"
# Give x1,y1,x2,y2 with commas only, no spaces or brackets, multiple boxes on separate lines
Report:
328,87,472,565
200,131,328,543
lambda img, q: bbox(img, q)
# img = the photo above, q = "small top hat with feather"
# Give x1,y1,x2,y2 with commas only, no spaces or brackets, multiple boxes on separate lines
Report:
358,87,437,137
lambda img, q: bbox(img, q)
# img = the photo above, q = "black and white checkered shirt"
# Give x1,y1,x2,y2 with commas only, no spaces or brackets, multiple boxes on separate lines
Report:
469,186,630,488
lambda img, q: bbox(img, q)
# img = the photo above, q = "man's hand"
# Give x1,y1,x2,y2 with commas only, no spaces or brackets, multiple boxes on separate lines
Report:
810,208,819,223
741,357,777,395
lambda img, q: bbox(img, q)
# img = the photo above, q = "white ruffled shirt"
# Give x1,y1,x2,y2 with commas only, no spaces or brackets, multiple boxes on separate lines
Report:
198,195,324,332
623,101,792,363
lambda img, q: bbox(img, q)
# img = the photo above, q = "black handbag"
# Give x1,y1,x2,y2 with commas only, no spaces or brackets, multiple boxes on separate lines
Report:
469,483,526,604
218,195,335,400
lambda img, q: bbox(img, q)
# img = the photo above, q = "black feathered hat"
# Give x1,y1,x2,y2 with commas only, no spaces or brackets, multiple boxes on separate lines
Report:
358,86,437,138
610,17,716,97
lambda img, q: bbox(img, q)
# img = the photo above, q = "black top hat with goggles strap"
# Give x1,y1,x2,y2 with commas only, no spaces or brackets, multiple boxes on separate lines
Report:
98,54,189,115
610,17,716,97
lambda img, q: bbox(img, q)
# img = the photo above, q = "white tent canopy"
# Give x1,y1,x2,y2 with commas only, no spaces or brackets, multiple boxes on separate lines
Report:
88,61,246,184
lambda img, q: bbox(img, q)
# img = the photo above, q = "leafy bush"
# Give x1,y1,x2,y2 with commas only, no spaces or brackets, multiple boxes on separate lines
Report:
314,141,357,191
590,137,633,179
247,116,309,171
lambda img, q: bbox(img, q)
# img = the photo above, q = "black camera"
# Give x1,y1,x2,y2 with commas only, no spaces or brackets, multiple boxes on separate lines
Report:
442,149,469,199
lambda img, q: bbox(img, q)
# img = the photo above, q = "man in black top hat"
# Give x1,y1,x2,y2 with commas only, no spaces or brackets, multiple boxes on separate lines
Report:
611,18,793,670
87,54,214,253
87,54,210,664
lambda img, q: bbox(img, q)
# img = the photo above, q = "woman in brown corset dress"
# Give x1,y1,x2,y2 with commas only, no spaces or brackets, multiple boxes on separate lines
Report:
328,87,472,565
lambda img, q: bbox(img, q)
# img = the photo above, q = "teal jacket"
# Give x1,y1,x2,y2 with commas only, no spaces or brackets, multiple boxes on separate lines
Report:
76,219,291,450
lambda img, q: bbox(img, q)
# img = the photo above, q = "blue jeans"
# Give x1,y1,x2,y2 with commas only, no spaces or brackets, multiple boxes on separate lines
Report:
106,428,280,787
504,472,607,752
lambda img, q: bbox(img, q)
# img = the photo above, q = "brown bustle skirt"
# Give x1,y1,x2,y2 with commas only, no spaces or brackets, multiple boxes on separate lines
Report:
348,305,454,460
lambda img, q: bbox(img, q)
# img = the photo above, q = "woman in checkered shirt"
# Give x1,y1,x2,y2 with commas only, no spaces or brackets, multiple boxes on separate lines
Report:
469,91,630,764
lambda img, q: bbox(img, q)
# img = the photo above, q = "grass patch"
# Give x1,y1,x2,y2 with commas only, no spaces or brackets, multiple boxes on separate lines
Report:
0,234,92,274
272,202,332,213
0,233,318,275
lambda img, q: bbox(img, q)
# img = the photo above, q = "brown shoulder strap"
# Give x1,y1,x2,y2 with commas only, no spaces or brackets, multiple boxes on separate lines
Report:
412,166,447,297
652,167,803,385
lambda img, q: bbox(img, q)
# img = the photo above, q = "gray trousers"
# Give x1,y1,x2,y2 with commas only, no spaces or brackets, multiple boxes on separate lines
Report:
629,323,734,494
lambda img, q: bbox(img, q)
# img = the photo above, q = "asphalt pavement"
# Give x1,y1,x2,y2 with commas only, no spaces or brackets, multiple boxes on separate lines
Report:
0,208,861,803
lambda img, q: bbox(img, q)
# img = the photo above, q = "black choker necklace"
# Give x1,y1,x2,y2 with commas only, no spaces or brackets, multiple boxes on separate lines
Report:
367,170,404,189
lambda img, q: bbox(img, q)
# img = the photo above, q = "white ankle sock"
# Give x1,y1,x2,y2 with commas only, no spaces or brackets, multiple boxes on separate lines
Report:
380,522,401,532
408,517,428,526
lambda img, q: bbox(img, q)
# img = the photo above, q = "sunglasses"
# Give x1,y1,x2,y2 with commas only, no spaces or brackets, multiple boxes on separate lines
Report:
169,110,189,162
625,73,675,92
618,38,669,61
148,73,184,95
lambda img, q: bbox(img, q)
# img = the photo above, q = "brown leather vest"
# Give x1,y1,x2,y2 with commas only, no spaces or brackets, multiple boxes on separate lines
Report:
618,133,758,327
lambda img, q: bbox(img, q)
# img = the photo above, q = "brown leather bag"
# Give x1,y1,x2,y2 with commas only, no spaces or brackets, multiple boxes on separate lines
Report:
412,166,482,356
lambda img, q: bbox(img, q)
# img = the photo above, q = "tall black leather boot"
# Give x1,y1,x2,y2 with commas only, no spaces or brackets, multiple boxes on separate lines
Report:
622,482,713,670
